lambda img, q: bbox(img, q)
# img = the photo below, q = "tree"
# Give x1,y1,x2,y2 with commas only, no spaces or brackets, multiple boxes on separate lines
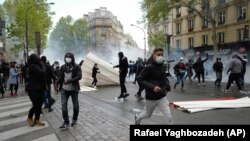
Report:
141,0,226,56
1,0,53,51
49,16,89,57
148,31,165,49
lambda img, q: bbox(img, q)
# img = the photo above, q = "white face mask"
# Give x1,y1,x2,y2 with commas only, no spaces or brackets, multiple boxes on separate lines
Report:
155,56,165,64
65,58,72,63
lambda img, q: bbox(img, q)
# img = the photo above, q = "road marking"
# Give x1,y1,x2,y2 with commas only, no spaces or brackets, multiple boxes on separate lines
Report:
0,102,31,111
0,107,30,118
0,122,49,141
0,115,27,126
31,134,59,141
0,96,28,101
0,98,30,105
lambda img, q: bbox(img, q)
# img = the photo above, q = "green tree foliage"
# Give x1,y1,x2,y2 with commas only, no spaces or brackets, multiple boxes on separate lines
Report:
1,0,53,51
141,0,223,55
49,16,89,57
148,31,165,49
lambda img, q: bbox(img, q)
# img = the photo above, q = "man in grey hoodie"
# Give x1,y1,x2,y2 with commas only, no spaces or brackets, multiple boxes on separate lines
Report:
223,53,243,94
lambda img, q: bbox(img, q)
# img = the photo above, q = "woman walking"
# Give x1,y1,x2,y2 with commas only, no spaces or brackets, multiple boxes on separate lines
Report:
8,62,19,97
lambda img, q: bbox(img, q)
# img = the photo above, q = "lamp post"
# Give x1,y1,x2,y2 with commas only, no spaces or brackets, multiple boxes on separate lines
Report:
25,2,54,62
130,24,146,59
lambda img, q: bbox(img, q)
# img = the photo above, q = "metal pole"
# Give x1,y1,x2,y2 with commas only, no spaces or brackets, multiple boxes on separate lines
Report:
131,24,146,59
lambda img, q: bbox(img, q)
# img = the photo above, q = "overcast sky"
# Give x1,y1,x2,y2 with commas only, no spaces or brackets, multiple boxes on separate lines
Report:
0,0,146,50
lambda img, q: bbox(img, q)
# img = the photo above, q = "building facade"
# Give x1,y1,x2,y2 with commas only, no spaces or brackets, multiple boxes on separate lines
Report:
84,7,138,52
148,0,250,60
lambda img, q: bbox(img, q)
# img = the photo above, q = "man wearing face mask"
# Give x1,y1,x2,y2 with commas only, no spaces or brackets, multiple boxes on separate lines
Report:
135,48,172,125
113,52,129,101
57,52,82,128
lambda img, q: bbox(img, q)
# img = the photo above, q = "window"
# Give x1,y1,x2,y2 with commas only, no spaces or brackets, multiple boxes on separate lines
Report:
238,5,247,21
218,10,225,25
188,37,194,49
176,22,181,35
217,32,225,43
188,19,194,32
202,35,208,45
218,0,225,4
176,6,181,18
176,40,181,49
201,0,207,11
188,2,194,14
238,28,245,41
202,16,208,29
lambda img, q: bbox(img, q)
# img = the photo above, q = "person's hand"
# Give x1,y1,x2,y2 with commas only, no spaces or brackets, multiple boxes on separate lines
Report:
64,80,69,84
153,86,161,93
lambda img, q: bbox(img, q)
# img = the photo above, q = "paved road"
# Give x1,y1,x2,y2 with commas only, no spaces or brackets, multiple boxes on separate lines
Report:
0,78,250,141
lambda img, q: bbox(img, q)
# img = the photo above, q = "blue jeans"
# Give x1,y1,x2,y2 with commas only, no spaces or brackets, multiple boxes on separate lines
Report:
61,89,79,124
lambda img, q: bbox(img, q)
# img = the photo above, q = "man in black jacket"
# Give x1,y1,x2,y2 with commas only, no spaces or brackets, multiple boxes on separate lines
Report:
92,63,100,88
26,54,46,126
57,52,82,128
135,48,173,125
213,58,223,87
41,56,56,112
113,52,129,100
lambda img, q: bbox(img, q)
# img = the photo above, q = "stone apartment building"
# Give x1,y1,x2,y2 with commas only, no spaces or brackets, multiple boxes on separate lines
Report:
84,7,138,54
149,0,250,60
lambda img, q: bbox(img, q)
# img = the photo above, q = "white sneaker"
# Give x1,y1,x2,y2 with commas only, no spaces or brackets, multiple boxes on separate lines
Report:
93,86,97,89
238,90,244,94
203,83,206,86
223,89,228,93
198,83,201,86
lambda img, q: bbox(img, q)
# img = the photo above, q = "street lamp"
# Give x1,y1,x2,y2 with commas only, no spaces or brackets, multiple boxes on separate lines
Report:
25,2,54,62
130,24,146,59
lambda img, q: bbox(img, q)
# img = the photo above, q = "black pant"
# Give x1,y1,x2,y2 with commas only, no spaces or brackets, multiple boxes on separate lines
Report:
28,90,44,120
215,72,222,85
10,83,18,93
197,71,205,83
92,76,97,86
226,73,242,91
119,72,127,96
137,83,144,96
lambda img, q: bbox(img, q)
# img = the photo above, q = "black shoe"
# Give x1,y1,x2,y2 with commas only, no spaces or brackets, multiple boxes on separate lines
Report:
123,93,130,98
48,108,53,112
59,123,69,129
71,120,77,127
117,95,124,99
134,94,143,101
49,99,56,107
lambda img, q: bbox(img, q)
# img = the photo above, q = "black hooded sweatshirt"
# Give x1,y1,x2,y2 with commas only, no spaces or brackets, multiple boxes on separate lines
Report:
137,60,170,100
57,53,82,91
25,54,46,92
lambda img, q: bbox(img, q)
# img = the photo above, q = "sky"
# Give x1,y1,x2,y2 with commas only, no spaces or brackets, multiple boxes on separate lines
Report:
0,0,146,50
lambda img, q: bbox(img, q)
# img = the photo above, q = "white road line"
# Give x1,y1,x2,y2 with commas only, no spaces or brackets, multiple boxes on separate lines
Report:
31,134,59,141
0,115,27,126
0,122,49,141
0,96,28,102
0,107,30,118
0,102,31,111
0,98,30,105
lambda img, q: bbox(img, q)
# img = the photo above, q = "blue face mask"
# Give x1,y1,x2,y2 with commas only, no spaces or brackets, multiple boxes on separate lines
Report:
155,56,164,64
